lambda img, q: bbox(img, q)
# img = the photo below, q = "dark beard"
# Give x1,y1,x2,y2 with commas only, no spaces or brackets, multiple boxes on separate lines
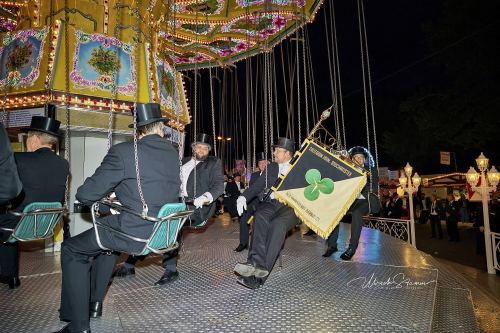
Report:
194,153,208,161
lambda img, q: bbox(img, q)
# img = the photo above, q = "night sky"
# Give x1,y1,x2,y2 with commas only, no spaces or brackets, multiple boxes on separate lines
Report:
184,0,497,175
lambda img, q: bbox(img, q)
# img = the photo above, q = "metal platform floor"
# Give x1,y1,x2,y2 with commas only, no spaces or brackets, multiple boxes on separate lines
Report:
1,215,496,333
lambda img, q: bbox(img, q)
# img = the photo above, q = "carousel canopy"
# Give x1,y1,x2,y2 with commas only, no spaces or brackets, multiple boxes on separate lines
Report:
158,0,324,70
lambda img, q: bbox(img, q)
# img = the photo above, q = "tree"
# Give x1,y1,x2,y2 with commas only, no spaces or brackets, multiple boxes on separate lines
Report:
381,0,500,172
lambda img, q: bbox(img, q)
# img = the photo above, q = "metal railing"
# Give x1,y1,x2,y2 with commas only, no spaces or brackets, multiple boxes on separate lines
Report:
492,232,500,271
363,216,414,247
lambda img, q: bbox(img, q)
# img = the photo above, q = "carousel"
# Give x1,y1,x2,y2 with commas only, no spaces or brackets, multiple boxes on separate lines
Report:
0,1,489,333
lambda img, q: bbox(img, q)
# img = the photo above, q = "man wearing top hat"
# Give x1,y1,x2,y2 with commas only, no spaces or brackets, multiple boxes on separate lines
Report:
57,103,180,333
234,137,299,289
234,152,269,252
0,115,69,290
114,132,224,287
322,146,380,260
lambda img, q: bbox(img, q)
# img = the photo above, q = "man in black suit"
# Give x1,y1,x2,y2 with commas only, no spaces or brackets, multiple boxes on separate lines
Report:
0,116,69,290
445,193,461,242
388,192,403,219
234,137,299,289
0,122,22,205
322,146,380,260
225,174,242,220
234,152,269,252
57,103,180,333
115,133,224,286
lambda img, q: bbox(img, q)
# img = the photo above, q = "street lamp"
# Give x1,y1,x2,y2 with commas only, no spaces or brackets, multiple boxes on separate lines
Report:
466,152,499,274
399,162,421,247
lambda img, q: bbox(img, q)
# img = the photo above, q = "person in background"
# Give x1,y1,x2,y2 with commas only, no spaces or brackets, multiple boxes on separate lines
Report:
429,194,443,239
445,193,461,242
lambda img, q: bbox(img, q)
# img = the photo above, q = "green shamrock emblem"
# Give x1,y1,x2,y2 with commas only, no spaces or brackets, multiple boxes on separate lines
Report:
304,169,334,201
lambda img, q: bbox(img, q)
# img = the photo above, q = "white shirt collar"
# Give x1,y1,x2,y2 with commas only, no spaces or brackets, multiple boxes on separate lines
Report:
180,158,200,197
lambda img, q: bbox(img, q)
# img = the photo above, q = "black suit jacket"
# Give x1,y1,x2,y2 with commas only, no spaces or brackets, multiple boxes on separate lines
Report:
0,123,22,205
242,162,279,202
362,166,380,214
0,147,69,228
249,170,261,187
76,134,180,252
183,155,224,221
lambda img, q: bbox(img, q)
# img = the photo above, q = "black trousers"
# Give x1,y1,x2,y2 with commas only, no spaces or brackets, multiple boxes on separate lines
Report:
0,215,20,277
429,214,443,238
248,200,298,272
60,228,119,332
419,209,430,224
446,218,460,241
239,199,259,246
327,199,369,250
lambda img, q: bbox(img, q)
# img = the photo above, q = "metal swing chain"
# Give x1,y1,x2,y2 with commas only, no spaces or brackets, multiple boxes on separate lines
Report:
267,52,274,154
295,19,301,144
323,1,340,148
360,0,379,171
107,0,123,151
301,25,309,135
272,51,280,138
1,66,7,125
209,66,217,157
357,0,373,193
331,2,347,148
263,55,269,188
329,3,341,148
245,7,251,177
166,0,185,201
132,0,148,216
64,0,71,210
304,28,319,125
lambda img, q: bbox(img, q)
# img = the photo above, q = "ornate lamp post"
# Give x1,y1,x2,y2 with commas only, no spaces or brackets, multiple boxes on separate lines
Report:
399,163,421,247
466,152,499,274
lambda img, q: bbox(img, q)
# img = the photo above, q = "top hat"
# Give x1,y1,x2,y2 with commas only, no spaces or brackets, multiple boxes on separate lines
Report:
272,137,295,153
349,146,368,158
128,103,168,128
21,116,61,137
256,152,268,163
193,133,212,148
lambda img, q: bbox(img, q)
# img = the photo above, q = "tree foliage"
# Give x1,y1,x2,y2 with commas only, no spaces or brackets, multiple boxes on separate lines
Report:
381,0,500,171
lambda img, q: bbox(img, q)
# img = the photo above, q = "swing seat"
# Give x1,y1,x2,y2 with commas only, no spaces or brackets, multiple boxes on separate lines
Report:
91,199,193,256
1,202,66,243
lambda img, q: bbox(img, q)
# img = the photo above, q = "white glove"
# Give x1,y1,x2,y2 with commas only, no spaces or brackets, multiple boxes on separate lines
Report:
237,196,247,216
193,195,208,209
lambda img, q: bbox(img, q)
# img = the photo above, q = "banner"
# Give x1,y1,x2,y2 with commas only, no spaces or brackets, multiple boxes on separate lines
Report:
272,140,367,239
440,151,451,165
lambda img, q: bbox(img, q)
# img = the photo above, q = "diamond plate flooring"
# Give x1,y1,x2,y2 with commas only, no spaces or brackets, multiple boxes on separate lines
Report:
1,216,487,332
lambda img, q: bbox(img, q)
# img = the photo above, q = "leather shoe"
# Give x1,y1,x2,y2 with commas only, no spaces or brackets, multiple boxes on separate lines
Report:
113,265,135,278
322,246,338,257
340,247,355,260
54,323,91,333
154,270,179,286
0,276,20,289
233,244,248,252
89,301,102,318
234,262,269,278
237,276,264,290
